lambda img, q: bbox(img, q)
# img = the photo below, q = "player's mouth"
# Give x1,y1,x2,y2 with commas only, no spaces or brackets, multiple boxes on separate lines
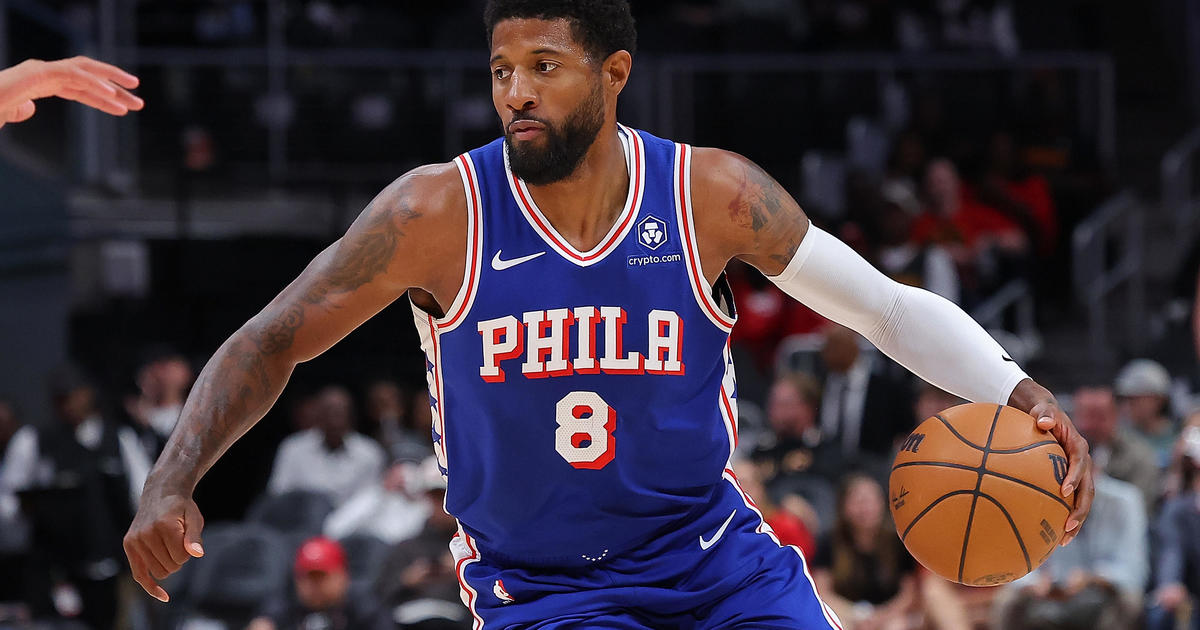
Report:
508,120,546,141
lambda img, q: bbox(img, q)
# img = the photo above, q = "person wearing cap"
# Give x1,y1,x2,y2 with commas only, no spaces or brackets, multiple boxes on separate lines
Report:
1115,359,1179,470
1146,423,1200,630
248,536,390,630
1073,386,1160,516
0,364,150,630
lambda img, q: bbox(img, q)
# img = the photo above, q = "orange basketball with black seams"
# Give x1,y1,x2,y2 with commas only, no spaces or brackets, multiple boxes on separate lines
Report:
889,403,1074,586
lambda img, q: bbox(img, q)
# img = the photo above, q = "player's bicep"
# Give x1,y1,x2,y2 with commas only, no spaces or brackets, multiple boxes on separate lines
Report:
691,148,810,277
241,175,430,364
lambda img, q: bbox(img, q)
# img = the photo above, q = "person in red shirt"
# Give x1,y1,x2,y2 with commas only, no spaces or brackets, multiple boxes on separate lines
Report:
911,158,1029,297
974,130,1059,258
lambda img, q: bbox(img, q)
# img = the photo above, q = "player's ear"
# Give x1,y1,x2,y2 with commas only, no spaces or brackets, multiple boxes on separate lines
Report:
602,50,632,94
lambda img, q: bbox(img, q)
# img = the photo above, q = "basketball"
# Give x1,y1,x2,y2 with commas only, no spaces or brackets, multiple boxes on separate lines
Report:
889,403,1074,587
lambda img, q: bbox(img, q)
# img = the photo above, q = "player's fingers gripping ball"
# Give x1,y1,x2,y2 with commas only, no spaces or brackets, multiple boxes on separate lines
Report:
889,403,1075,586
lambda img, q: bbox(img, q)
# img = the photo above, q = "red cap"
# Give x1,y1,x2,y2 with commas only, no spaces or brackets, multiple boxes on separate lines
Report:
293,537,347,575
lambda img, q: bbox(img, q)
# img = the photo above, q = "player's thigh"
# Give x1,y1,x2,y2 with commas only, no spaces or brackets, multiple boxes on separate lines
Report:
691,546,842,630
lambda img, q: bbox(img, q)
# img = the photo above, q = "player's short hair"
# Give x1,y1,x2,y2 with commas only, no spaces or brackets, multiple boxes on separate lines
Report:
483,0,637,63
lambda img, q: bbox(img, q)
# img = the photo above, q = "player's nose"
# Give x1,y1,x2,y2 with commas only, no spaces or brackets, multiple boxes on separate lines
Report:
503,70,538,113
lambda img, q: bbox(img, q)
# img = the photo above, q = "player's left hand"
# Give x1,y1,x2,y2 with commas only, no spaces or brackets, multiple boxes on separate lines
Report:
1011,378,1094,546
0,56,143,129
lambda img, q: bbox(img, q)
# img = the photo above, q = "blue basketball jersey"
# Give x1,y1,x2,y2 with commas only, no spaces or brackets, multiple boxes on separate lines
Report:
411,125,741,569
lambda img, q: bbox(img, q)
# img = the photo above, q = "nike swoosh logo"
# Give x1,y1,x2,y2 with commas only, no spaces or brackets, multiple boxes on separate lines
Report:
1002,355,1015,362
491,250,546,271
699,509,737,550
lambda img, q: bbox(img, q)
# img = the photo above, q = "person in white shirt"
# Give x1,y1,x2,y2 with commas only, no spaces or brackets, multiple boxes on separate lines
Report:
267,385,385,507
0,365,150,630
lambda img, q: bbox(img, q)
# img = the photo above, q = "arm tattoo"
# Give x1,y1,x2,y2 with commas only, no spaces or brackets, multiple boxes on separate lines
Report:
726,160,802,268
148,180,421,494
253,194,418,356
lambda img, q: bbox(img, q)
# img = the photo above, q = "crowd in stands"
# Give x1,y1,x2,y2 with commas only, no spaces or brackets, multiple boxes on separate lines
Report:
0,312,1197,630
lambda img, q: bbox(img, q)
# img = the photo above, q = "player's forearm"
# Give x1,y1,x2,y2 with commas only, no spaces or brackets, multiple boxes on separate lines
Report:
768,223,1027,404
143,326,295,497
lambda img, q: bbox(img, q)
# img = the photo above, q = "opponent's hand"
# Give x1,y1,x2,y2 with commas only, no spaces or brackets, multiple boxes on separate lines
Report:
1010,378,1095,546
0,56,143,128
123,493,205,602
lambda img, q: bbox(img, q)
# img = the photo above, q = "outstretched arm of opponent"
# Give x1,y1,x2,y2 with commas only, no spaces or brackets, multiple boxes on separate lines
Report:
123,164,465,601
691,148,1094,544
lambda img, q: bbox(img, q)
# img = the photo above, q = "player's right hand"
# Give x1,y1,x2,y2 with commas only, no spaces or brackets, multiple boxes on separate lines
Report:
123,493,206,602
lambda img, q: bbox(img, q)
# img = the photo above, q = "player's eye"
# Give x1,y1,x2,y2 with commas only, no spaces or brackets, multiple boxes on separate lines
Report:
536,61,558,73
493,67,510,80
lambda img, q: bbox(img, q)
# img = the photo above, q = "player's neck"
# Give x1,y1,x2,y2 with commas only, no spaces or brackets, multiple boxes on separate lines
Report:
525,127,629,252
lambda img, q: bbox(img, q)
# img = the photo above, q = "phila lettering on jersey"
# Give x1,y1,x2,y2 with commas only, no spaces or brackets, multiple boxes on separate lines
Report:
410,126,739,569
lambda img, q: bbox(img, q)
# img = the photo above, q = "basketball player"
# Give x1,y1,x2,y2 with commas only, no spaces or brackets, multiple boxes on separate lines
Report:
124,2,1094,627
0,56,142,128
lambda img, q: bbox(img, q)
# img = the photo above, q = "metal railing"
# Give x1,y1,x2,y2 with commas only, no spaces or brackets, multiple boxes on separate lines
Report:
1071,191,1145,361
970,279,1040,362
1160,124,1200,250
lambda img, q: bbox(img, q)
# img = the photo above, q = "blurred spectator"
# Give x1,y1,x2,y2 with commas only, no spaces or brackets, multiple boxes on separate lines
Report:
910,158,1030,298
812,473,969,630
375,457,471,629
754,371,842,536
1193,272,1199,361
364,378,403,453
288,391,322,434
996,474,1147,630
0,398,31,603
881,130,927,215
896,0,1019,56
323,460,430,545
756,372,837,481
732,456,817,559
247,536,391,630
0,365,150,630
1072,386,1159,516
124,347,194,444
1167,410,1200,499
872,194,961,304
1147,423,1200,630
365,380,434,464
818,324,912,458
267,385,386,507
911,382,963,429
974,129,1059,258
1115,359,1178,470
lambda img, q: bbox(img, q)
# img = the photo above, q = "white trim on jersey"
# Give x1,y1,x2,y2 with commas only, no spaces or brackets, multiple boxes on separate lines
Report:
411,310,449,493
718,340,739,460
672,143,737,332
722,468,844,630
450,527,485,629
431,153,485,333
505,125,646,267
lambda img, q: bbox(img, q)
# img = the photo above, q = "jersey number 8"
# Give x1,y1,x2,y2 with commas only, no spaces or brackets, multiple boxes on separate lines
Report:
555,391,616,470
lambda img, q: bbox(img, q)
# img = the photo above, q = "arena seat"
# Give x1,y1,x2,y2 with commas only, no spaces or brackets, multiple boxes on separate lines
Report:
246,490,335,536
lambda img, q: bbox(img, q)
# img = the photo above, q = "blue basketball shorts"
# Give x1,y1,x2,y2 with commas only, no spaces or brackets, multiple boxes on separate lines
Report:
448,470,844,629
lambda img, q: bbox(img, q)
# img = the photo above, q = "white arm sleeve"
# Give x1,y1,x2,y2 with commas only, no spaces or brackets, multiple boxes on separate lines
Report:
768,223,1029,404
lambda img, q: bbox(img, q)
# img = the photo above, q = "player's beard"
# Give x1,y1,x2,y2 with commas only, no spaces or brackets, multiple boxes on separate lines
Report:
505,82,605,186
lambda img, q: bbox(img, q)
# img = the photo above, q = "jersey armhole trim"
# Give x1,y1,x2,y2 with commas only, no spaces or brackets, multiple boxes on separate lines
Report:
433,153,484,332
674,143,737,332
